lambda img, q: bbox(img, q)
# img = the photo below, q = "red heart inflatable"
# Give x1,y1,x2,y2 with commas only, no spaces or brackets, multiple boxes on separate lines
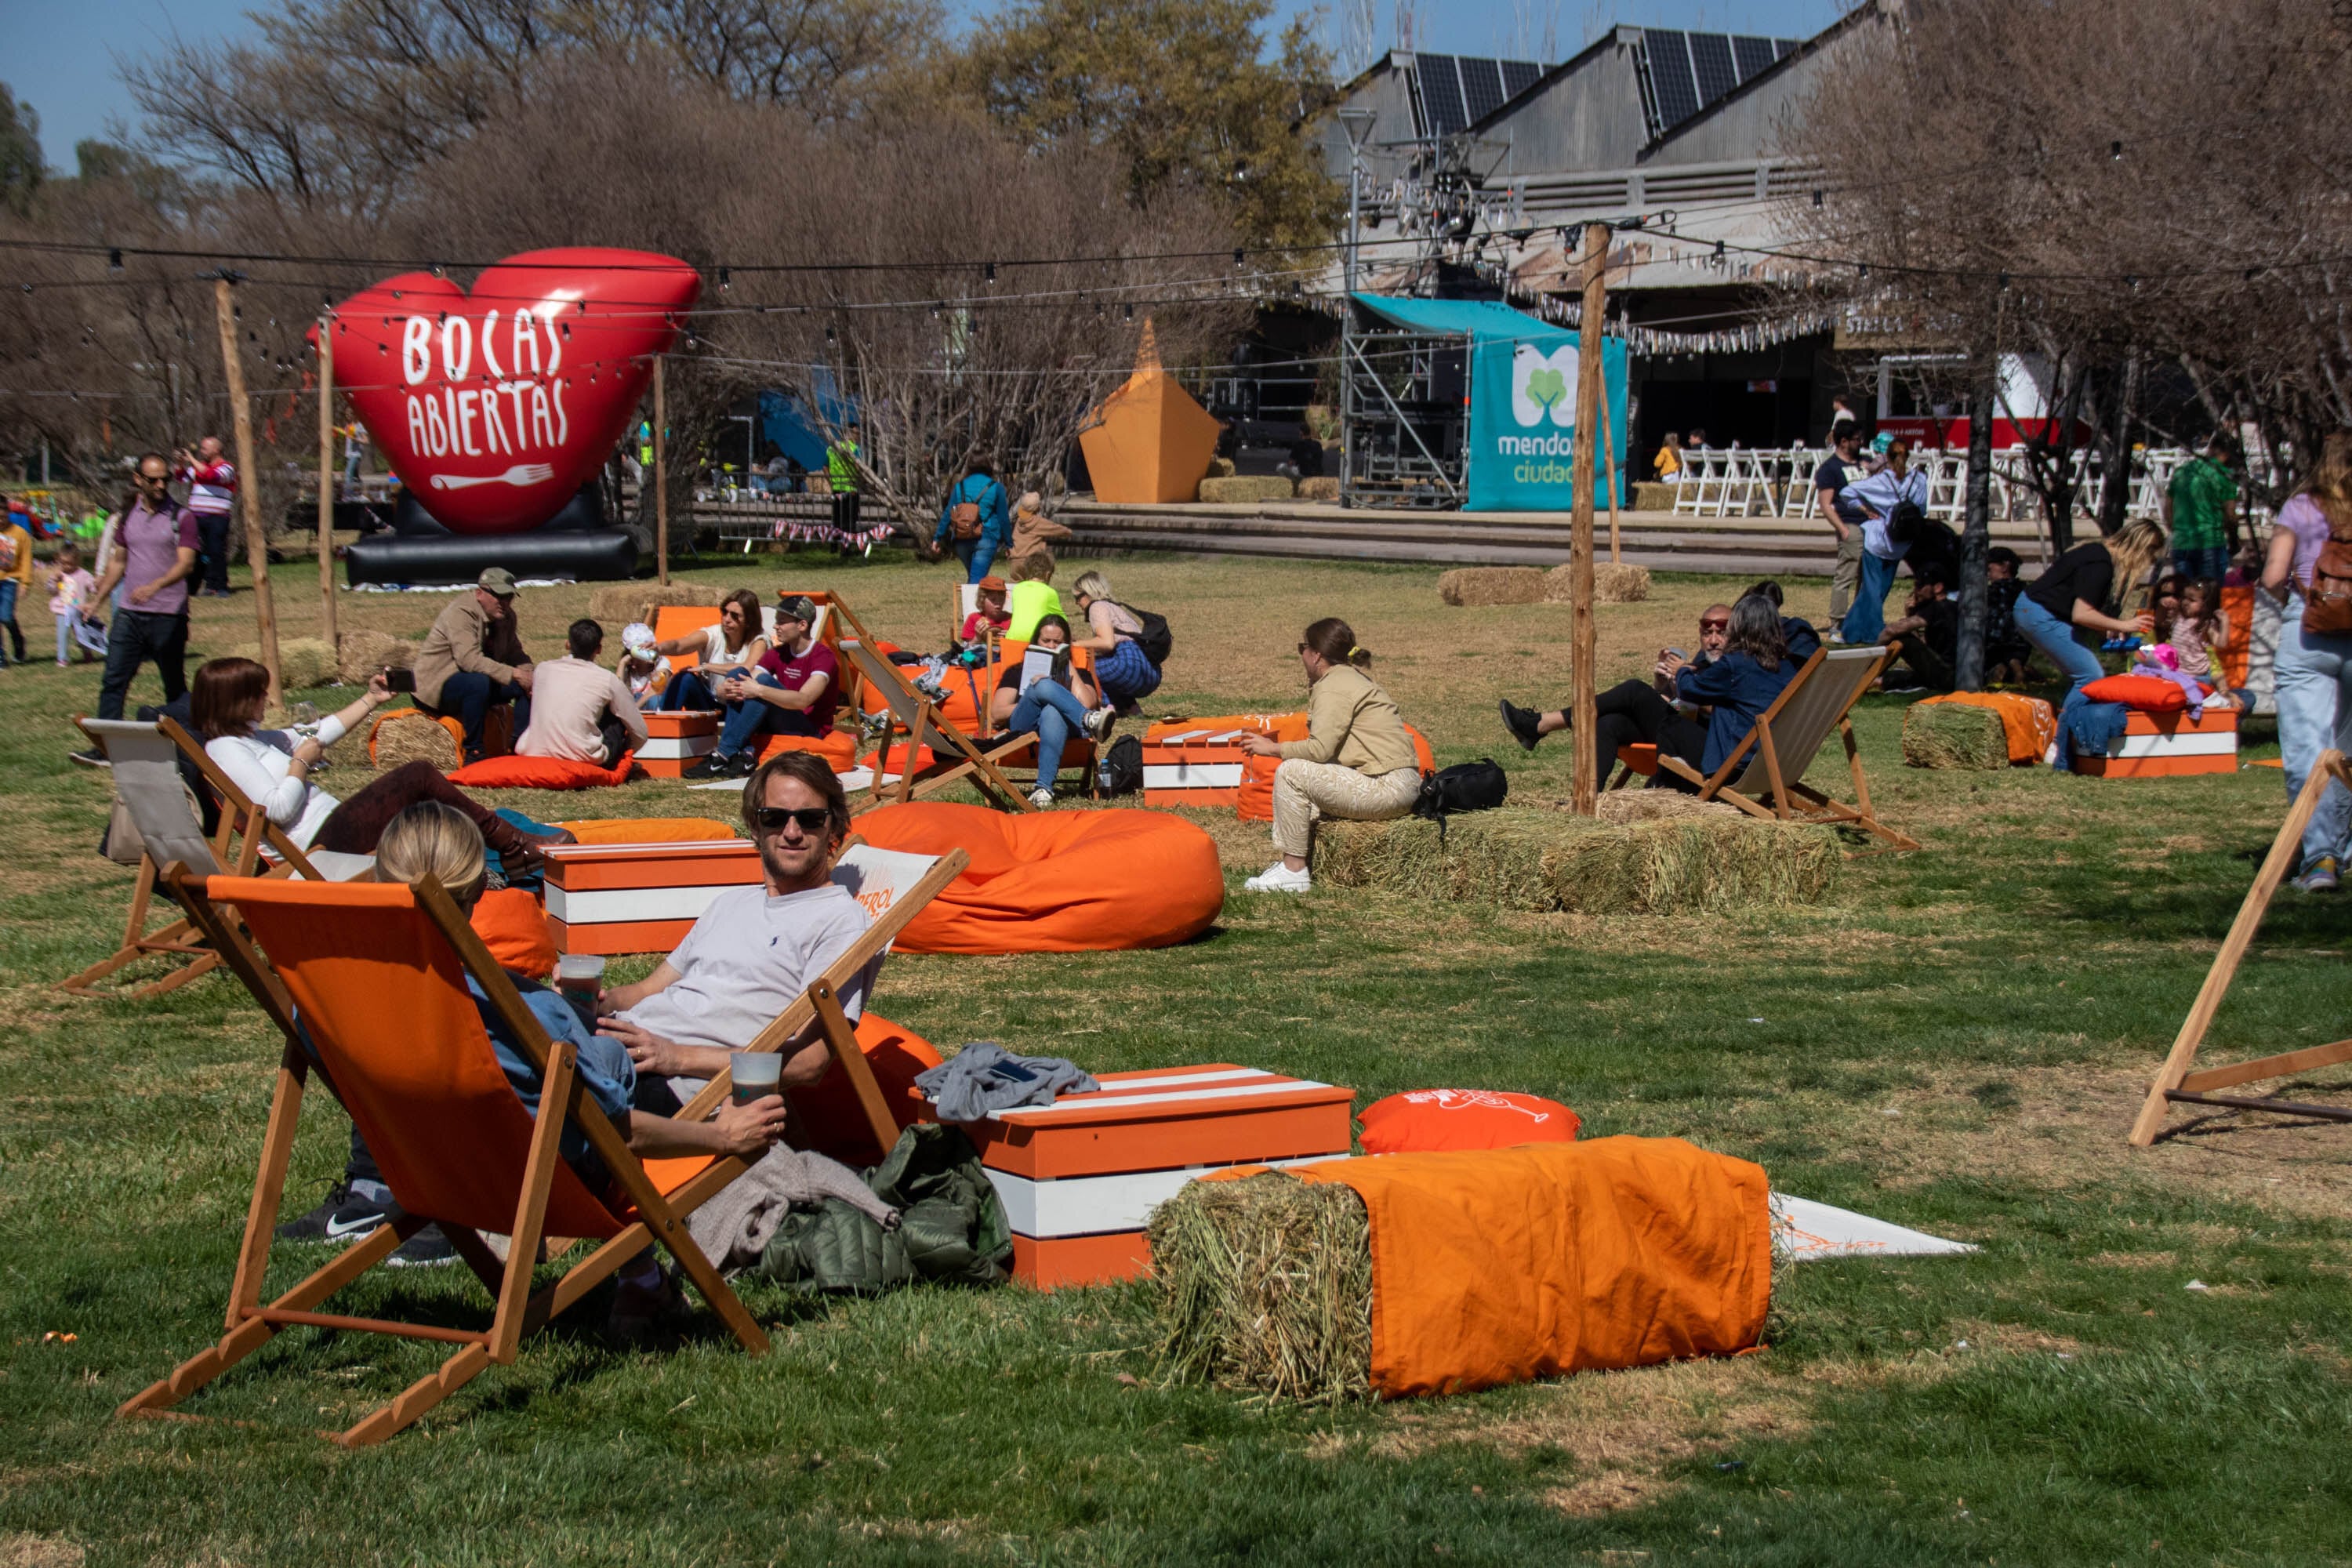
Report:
314,248,699,535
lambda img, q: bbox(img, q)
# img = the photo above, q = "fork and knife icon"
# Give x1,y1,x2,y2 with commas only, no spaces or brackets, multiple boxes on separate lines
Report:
430,463,557,491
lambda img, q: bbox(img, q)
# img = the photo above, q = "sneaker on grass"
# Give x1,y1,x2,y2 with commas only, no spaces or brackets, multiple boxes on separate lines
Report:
275,1180,390,1243
1028,787,1055,808
1243,861,1312,893
2295,856,2339,894
387,1224,456,1268
1497,699,1541,753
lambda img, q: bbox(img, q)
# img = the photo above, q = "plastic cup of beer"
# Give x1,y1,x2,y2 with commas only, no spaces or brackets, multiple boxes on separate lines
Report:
731,1052,784,1106
555,953,605,1011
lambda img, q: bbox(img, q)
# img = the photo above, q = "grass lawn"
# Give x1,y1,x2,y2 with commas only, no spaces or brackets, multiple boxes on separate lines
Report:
4,547,2350,1566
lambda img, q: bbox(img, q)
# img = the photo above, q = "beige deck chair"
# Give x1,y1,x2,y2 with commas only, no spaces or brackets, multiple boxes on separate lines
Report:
1653,645,1919,852
836,636,1036,814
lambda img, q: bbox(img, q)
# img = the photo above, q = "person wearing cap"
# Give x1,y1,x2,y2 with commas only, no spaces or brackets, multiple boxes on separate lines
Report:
646,587,768,711
684,594,840,779
960,576,1012,644
412,567,534,761
518,619,649,768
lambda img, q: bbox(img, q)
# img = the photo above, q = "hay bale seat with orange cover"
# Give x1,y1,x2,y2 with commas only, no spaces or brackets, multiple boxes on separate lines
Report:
851,801,1222,953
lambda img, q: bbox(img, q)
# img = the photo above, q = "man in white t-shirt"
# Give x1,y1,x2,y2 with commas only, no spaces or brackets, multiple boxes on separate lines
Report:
594,751,873,1107
517,618,648,766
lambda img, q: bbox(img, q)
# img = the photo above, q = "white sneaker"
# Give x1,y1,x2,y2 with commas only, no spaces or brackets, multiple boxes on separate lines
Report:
2043,741,2061,768
1243,862,1312,893
1028,787,1055,808
1083,705,1116,740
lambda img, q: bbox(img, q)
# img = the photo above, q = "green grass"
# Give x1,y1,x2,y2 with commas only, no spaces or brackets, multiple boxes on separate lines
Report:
4,548,2350,1565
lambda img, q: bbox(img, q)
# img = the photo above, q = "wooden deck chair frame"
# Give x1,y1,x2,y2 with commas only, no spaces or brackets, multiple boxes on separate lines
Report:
837,637,1036,814
58,716,331,1000
1651,645,1920,852
2129,750,2352,1145
120,844,967,1446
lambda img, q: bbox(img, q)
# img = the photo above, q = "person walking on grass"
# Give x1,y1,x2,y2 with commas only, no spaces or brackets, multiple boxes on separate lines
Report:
0,495,31,667
1240,619,1421,894
2165,432,2240,584
2260,431,2352,893
934,462,1011,583
1813,426,1868,637
72,455,197,764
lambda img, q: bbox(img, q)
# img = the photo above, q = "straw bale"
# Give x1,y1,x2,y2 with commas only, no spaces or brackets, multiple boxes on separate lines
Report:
1592,789,1740,823
1438,567,1545,608
587,581,726,627
1297,476,1341,502
1198,475,1295,504
1205,456,1236,478
1902,701,2008,770
337,630,418,684
1541,562,1653,604
1632,481,1677,511
232,637,338,691
1150,1171,1371,1403
370,710,460,773
1311,808,1839,914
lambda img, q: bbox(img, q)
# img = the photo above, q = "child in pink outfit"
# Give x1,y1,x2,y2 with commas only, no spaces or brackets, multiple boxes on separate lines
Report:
45,543,96,666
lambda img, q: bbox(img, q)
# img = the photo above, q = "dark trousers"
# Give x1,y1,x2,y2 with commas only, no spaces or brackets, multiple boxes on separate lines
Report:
1579,679,1706,792
96,608,189,720
313,759,506,855
196,513,233,593
832,490,861,536
1889,637,1956,691
424,671,529,755
595,713,633,768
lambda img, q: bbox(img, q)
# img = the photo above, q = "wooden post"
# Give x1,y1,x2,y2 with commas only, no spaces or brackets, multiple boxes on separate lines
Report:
212,275,280,708
652,356,670,586
1599,394,1622,564
315,314,339,653
1567,222,1609,818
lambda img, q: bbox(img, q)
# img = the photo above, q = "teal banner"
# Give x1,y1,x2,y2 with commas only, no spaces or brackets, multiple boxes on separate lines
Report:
1353,295,1629,513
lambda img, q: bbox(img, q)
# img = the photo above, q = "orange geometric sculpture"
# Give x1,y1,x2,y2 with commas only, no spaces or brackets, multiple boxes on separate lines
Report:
1080,320,1222,504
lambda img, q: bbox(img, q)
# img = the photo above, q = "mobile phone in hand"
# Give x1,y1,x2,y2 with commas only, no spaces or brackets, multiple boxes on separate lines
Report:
383,666,417,693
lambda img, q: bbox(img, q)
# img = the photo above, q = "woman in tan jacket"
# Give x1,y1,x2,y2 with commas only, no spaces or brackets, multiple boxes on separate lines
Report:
1239,618,1421,892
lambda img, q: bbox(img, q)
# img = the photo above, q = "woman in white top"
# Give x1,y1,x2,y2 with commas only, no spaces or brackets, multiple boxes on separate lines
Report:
191,656,564,870
648,588,769,711
1837,437,1929,645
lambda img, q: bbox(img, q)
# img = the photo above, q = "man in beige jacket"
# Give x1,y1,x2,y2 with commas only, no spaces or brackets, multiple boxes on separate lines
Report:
413,566,534,761
518,619,648,768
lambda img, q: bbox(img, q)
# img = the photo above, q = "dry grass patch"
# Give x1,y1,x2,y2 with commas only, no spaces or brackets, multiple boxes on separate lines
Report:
0,1534,85,1568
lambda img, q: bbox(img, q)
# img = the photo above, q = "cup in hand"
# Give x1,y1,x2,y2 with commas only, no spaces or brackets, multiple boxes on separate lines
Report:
731,1051,784,1106
556,953,605,1017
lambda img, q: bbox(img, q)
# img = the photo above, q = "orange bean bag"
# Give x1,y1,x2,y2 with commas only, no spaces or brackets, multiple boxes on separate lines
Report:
1359,1090,1581,1153
1236,719,1435,822
862,741,940,777
470,887,557,980
753,730,860,771
552,816,738,844
787,1011,942,1167
447,751,637,789
851,801,1223,953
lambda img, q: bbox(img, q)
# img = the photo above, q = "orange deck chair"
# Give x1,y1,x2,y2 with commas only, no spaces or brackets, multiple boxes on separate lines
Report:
122,843,967,1447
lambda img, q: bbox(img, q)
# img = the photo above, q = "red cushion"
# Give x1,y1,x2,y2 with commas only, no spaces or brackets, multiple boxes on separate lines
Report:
446,752,637,789
1359,1090,1581,1154
2082,674,2188,713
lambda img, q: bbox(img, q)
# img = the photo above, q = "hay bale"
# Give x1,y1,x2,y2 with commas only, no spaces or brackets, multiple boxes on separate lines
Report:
1205,456,1236,478
1150,1172,1371,1403
1542,563,1652,604
370,709,460,772
1632,482,1677,511
1296,476,1341,503
1197,475,1294,504
1438,567,1545,608
232,637,338,691
1902,701,2008,770
1592,789,1739,823
586,581,726,627
337,630,418,684
1312,809,1840,914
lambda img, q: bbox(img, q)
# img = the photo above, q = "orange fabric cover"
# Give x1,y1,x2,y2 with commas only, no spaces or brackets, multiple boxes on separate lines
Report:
470,887,557,979
1232,717,1431,822
852,801,1223,953
1359,1090,1580,1153
1915,691,2056,764
1405,723,1436,775
2218,585,2255,689
753,730,859,770
367,708,464,766
787,1011,942,1167
1269,1138,1772,1399
862,741,940,776
553,816,738,844
1615,742,1661,777
448,751,636,789
2082,673,2189,712
209,877,659,1240
652,606,723,677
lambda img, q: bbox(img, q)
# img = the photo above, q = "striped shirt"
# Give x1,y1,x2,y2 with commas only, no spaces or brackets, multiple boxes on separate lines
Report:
178,459,237,516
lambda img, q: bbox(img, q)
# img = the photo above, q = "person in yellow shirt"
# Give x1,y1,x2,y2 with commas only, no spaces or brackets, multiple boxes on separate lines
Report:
1004,554,1064,641
0,499,34,666
1654,432,1684,484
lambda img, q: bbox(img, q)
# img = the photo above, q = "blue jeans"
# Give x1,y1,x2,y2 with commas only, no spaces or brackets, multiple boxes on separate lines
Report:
430,670,530,754
1007,679,1093,786
2172,546,2229,583
1839,550,1899,644
717,673,826,757
0,579,16,666
951,535,1000,583
654,667,747,712
2275,592,2352,868
2015,593,2108,768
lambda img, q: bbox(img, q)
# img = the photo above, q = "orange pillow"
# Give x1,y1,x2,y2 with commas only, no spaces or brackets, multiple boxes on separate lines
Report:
753,731,859,770
861,741,938,777
2082,674,2188,712
1359,1090,1581,1154
447,752,637,789
470,887,557,980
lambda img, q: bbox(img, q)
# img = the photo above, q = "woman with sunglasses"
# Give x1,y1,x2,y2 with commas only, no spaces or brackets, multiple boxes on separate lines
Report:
1238,618,1421,894
1498,603,1733,781
76,454,199,760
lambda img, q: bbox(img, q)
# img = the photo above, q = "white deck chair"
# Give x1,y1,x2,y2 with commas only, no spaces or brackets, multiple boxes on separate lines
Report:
1653,646,1918,851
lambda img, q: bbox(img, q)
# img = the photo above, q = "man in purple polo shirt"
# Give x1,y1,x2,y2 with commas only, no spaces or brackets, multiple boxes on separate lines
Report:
74,454,198,764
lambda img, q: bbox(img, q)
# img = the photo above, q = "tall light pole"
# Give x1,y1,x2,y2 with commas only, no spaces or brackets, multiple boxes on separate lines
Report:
1336,104,1377,511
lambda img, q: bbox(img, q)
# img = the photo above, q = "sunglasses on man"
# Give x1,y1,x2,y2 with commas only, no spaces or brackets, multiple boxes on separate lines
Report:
1699,617,1730,633
753,805,833,836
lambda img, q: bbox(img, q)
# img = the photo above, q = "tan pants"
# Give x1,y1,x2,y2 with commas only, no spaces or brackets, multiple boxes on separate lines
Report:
1272,760,1423,858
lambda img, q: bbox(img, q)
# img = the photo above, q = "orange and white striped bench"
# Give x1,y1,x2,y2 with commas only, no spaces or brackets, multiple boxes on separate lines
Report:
635,710,721,779
2071,709,2238,779
951,1063,1356,1289
1141,717,1292,808
542,840,938,956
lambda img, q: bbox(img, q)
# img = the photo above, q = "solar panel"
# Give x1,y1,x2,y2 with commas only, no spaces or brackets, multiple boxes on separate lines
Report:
1689,33,1738,107
1501,60,1543,100
1457,56,1510,124
1642,32,1701,132
1414,53,1470,136
1775,37,1798,60
1731,34,1779,80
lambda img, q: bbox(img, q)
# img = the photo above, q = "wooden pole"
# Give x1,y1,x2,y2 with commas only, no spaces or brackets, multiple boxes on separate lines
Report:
315,314,339,654
212,275,280,709
1599,393,1621,564
652,356,670,586
1567,222,1609,817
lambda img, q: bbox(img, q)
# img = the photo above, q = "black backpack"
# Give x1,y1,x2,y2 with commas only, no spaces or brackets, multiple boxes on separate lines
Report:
1116,602,1174,666
1413,758,1508,839
1095,734,1144,796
